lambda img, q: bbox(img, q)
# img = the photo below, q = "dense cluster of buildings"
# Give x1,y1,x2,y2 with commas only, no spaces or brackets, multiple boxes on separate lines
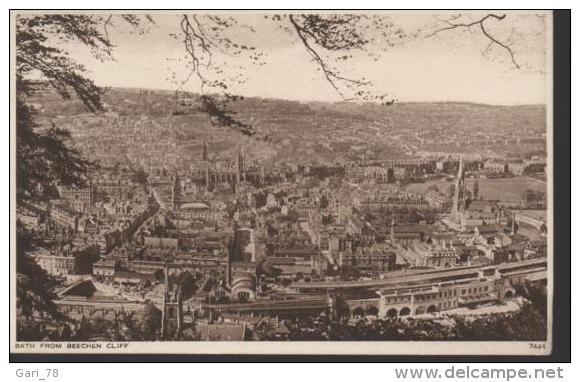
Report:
17,166,159,277
18,130,548,340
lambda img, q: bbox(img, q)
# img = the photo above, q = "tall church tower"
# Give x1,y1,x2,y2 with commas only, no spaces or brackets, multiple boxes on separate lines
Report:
452,159,466,219
205,164,212,192
236,148,244,184
201,141,212,192
473,174,479,200
160,266,169,339
160,266,184,340
171,173,181,210
202,140,208,162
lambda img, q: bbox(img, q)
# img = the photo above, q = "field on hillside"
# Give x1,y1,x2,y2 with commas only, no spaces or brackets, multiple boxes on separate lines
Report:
406,176,547,204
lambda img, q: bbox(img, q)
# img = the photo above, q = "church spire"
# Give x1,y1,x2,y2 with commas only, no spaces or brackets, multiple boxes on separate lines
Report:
171,172,181,210
236,147,244,184
473,173,479,200
202,140,208,162
452,159,465,219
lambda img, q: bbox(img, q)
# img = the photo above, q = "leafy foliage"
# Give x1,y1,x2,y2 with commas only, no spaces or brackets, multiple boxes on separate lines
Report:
16,228,66,340
255,302,546,341
521,188,546,207
16,100,92,201
15,14,148,338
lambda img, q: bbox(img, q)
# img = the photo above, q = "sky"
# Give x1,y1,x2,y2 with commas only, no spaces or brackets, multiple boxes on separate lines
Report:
66,11,549,105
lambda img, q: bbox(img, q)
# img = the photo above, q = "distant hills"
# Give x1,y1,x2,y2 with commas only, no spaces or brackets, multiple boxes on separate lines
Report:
26,87,547,165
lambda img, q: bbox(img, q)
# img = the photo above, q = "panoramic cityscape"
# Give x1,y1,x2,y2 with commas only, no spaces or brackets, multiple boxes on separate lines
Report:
13,11,549,347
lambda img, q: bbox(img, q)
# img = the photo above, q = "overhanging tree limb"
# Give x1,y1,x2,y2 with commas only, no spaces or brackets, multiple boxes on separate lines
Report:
426,13,520,69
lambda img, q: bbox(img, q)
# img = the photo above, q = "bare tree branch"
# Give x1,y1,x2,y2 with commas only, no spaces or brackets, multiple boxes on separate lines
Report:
289,14,371,101
177,15,255,135
103,15,113,55
426,13,520,69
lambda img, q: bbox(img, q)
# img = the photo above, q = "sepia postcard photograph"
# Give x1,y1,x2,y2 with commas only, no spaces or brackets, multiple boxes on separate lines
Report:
10,9,557,357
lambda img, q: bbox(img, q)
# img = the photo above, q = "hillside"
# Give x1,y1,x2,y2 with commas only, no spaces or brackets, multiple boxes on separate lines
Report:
26,87,547,166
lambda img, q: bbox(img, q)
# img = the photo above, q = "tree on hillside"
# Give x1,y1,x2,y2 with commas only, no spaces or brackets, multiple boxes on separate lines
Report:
140,301,162,340
257,259,282,278
319,194,329,209
446,183,456,198
521,188,546,207
131,168,149,185
427,184,440,193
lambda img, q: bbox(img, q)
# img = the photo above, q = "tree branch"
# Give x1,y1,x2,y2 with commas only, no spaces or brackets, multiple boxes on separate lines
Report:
103,15,113,55
289,15,347,98
426,13,520,69
289,15,369,100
